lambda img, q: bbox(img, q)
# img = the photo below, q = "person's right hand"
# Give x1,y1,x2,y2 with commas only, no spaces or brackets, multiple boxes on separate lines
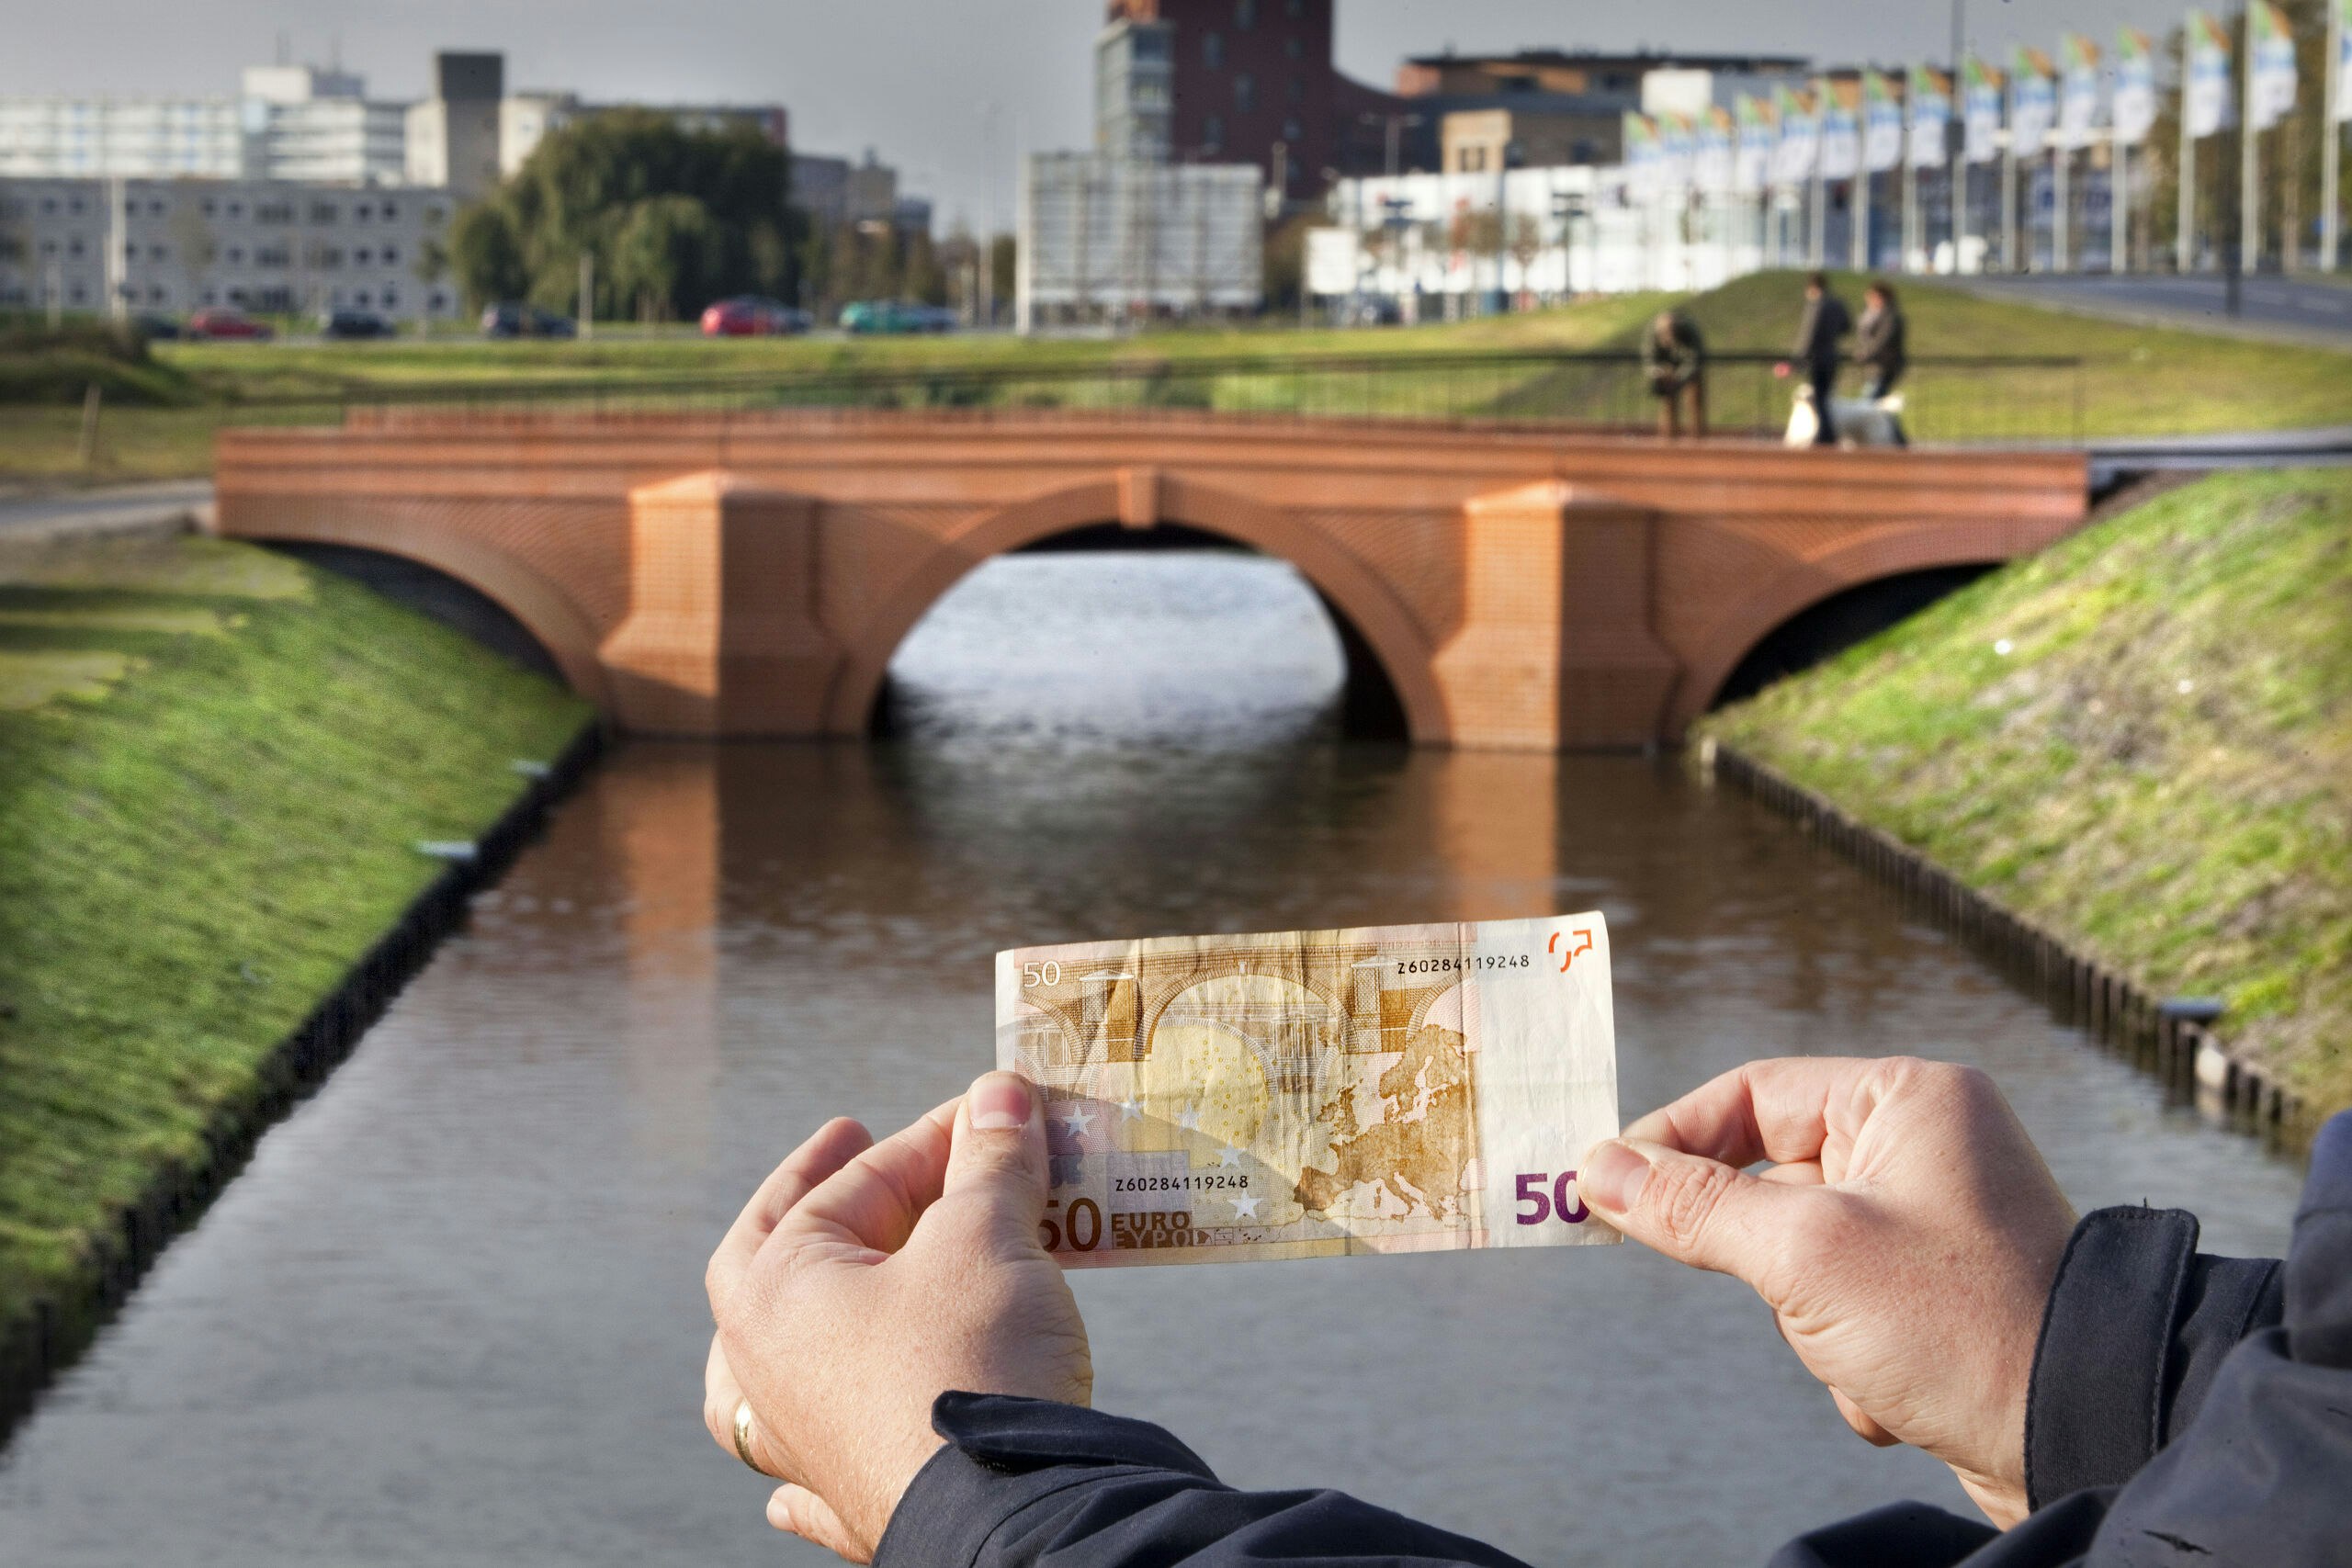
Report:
1577,1057,2075,1529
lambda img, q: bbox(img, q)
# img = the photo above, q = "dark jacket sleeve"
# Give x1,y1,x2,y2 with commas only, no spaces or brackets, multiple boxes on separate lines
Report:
879,1112,2346,1568
874,1393,1531,1568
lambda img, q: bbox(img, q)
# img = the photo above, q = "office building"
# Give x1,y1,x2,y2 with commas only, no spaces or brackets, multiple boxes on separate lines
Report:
241,65,409,185
1095,0,1408,202
1017,152,1262,327
0,175,460,320
404,51,503,200
1399,50,1810,174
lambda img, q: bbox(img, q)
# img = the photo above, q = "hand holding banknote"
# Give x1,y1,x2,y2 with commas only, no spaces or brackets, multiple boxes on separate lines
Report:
1577,1056,2077,1529
705,1077,1089,1562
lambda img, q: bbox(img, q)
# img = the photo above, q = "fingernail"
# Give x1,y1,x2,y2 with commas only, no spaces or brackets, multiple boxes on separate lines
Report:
967,1071,1034,1132
1580,1140,1651,1214
766,1488,795,1531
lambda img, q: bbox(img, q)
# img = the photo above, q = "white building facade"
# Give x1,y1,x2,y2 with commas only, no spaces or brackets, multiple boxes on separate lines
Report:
1017,153,1264,329
0,175,460,320
0,66,410,186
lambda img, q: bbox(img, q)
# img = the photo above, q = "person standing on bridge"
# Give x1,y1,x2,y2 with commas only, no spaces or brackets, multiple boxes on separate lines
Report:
1852,281,1909,447
1781,272,1852,446
1643,309,1708,440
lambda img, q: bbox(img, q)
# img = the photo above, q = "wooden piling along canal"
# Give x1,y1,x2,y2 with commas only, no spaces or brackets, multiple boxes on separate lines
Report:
1704,739,2302,1137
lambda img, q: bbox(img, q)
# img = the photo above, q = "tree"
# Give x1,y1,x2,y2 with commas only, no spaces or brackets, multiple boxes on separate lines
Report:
450,206,526,307
449,110,792,319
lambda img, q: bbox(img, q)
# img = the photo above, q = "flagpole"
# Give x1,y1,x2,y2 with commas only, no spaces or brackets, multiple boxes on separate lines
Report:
2180,16,2197,271
1855,165,1871,270
2113,134,2130,272
2325,0,2343,270
2003,125,2018,269
2054,143,2071,270
1811,141,1826,265
1905,126,1920,270
2243,5,2261,273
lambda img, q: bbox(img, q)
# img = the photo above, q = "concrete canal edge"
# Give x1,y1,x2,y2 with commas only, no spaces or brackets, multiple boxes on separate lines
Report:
1701,737,2305,1138
0,719,605,1443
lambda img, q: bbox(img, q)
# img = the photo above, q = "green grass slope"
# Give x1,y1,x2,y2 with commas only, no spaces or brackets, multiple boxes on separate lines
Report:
0,532,591,1337
1704,469,2352,1111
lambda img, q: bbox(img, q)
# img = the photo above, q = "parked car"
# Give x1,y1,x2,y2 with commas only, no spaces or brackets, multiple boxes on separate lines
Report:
839,299,955,334
321,308,395,340
480,302,577,339
700,296,810,336
130,311,182,341
185,307,274,342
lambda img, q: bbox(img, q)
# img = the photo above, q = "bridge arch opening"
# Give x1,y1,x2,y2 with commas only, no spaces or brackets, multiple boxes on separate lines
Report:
1708,564,1995,712
266,542,570,683
869,522,1412,743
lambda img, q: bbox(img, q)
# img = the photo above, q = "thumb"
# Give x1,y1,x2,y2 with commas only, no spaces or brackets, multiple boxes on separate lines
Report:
936,1071,1050,1254
1579,1137,1804,1299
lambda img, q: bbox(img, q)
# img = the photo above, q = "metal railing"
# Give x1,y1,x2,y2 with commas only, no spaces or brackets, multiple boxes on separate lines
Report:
300,348,2085,446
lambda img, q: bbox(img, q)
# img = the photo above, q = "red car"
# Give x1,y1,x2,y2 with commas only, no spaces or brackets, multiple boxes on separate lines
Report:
699,296,808,337
186,307,274,342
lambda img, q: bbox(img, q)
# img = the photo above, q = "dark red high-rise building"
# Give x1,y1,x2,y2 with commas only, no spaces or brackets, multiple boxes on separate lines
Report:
1096,0,1410,201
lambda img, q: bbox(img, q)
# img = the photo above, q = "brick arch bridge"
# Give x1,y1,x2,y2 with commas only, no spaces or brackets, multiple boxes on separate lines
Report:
212,411,2086,750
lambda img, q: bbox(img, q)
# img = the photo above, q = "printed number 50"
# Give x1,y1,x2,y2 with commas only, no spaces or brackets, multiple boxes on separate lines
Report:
1022,961,1062,987
1514,1171,1590,1225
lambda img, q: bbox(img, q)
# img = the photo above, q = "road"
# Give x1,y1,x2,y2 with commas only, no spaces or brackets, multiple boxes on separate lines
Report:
1958,273,2352,346
0,479,213,543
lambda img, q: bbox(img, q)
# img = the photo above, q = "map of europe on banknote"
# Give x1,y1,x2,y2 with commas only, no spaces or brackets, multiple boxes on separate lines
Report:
995,914,1620,1267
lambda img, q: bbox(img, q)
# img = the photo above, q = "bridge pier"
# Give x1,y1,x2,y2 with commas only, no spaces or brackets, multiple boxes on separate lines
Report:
1432,481,1680,750
598,472,843,737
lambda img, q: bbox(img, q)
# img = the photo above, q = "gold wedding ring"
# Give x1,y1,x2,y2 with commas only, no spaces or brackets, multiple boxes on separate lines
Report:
732,1397,763,1473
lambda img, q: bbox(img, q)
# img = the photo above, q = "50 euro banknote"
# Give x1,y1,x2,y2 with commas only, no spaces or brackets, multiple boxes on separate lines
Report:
994,914,1619,1267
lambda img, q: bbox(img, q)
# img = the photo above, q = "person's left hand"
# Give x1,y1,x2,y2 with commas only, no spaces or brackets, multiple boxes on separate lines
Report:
704,1073,1091,1562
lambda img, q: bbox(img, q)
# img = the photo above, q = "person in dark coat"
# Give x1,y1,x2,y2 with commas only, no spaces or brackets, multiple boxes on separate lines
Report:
705,1061,2349,1568
1642,309,1707,439
1782,271,1851,446
1853,279,1907,400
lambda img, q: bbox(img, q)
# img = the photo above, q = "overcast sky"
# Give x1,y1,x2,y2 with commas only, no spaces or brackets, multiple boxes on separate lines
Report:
8,1,2192,230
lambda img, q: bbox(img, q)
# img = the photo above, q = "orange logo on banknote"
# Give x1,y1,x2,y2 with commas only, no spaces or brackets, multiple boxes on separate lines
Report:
1549,928,1594,972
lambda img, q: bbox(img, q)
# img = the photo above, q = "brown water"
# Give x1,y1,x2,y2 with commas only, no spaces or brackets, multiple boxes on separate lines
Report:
0,554,2305,1566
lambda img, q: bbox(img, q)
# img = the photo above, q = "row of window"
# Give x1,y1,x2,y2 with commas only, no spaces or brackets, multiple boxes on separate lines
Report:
6,235,405,268
1196,113,1305,155
1202,31,1307,69
0,192,442,224
0,280,456,311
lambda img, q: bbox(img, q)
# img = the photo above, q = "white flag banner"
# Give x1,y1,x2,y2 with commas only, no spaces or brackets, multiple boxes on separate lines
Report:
2186,11,2237,139
1962,58,2005,163
2248,2,2299,130
2336,0,2352,123
2009,50,2056,158
2112,29,2158,144
1862,71,1905,171
2058,37,2102,147
1908,67,1951,169
1734,96,1775,191
1819,83,1861,179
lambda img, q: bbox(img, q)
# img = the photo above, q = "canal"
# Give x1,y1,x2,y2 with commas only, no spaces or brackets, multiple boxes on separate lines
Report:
0,553,2305,1565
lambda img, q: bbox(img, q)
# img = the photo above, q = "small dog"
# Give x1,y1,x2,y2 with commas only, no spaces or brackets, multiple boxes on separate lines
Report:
1784,386,1908,449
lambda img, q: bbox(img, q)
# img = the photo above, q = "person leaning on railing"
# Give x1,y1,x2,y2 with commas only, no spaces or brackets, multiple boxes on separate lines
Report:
703,1058,2350,1568
1643,309,1707,440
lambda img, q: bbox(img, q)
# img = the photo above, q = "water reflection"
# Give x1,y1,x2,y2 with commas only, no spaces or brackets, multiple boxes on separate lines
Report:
0,554,2305,1567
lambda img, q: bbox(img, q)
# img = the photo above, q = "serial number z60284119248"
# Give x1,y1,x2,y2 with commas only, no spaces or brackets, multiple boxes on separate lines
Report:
1393,953,1533,976
1113,1172,1252,1193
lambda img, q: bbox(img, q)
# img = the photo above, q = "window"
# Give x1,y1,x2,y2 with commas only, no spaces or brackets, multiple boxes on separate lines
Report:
67,237,85,257
1287,74,1305,101
353,202,371,221
380,200,398,220
41,197,57,215
1203,113,1226,152
1203,31,1223,68
228,200,243,219
1234,73,1256,111
381,243,400,265
310,201,338,223
149,244,166,261
201,198,217,217
226,246,243,264
148,198,164,215
1283,117,1303,144
1284,0,1303,15
1235,0,1255,28
1285,36,1303,61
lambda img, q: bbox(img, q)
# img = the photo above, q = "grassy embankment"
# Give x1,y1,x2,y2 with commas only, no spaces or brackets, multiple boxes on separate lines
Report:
0,529,590,1348
9,271,2349,483
1704,469,2351,1112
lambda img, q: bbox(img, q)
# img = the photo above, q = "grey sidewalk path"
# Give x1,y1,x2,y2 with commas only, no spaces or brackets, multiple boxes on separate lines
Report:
1952,273,2352,348
0,479,215,543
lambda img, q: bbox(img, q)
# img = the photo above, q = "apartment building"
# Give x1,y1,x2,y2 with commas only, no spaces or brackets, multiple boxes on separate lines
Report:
0,175,460,319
